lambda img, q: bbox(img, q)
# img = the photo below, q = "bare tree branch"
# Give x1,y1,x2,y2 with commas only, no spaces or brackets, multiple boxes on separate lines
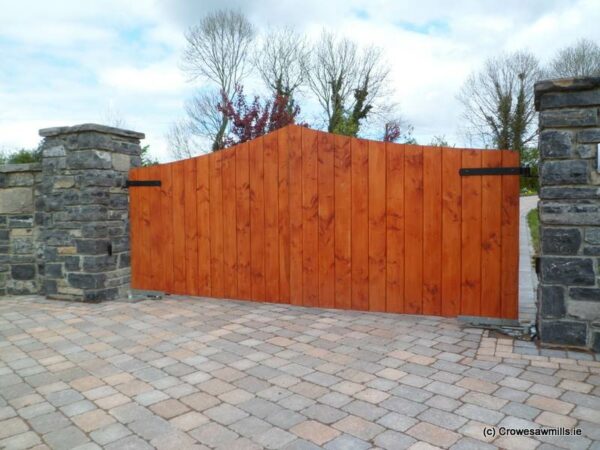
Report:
457,51,543,150
181,9,255,150
254,27,309,97
165,120,206,160
307,31,389,135
185,90,224,146
549,38,600,78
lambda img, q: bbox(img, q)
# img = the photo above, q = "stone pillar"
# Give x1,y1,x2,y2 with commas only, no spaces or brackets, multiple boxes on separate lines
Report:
535,77,600,351
38,124,143,302
0,163,42,295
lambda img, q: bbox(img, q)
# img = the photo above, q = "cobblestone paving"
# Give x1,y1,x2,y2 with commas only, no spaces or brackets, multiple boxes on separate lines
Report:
1,296,599,450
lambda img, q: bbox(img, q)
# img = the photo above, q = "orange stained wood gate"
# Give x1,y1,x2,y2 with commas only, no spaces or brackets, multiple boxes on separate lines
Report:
129,125,519,319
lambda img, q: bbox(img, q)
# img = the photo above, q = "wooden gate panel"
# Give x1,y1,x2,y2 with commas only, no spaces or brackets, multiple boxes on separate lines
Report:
318,132,335,309
264,132,280,302
481,151,503,318
334,135,352,310
302,128,319,307
351,138,369,311
404,145,424,314
159,163,174,294
222,148,238,300
423,146,442,316
386,143,405,314
461,150,483,316
501,150,520,319
235,143,251,300
441,149,462,317
130,125,519,319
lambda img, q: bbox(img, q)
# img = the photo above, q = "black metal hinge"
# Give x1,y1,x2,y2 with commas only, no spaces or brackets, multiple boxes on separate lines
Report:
124,180,161,188
459,166,532,177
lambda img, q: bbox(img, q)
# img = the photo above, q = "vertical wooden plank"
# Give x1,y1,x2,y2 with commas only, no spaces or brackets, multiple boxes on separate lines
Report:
368,140,386,312
386,143,404,313
264,132,280,301
210,152,224,298
461,149,482,316
139,168,152,289
249,137,266,301
171,161,187,294
288,126,303,305
184,159,199,296
148,165,164,291
302,128,319,307
197,155,211,296
404,145,424,314
481,151,503,318
441,149,462,317
351,138,369,311
278,127,291,304
334,135,352,309
423,146,442,316
129,168,142,289
235,143,251,299
160,164,174,294
318,131,335,309
222,148,238,299
501,150,520,319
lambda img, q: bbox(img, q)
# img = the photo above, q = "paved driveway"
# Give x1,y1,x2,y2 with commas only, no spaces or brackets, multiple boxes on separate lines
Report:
0,296,599,450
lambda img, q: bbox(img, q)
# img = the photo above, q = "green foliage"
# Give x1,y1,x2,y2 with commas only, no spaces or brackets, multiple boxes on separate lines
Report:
519,146,539,195
141,145,159,167
527,208,540,255
0,147,42,164
329,80,372,138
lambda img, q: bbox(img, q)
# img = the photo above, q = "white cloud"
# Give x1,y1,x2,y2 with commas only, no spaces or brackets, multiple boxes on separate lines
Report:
1,0,600,159
99,64,187,93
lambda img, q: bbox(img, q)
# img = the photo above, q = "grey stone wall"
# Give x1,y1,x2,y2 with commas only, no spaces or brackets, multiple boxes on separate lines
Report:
536,77,600,351
37,124,143,301
0,163,42,295
0,123,143,302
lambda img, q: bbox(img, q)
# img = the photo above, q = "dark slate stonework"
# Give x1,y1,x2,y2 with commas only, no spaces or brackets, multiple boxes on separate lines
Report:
569,288,600,301
0,124,143,301
540,186,600,200
540,320,588,346
541,257,595,285
0,164,42,295
541,228,581,255
535,77,600,351
11,264,36,280
37,123,143,301
539,130,573,158
540,285,566,318
539,107,599,128
577,128,600,144
540,160,588,185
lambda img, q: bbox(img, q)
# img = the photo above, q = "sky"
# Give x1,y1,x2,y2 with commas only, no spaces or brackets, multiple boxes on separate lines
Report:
1,0,600,162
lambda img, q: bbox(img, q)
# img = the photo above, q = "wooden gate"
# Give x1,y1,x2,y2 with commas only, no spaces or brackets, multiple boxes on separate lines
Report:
129,125,519,319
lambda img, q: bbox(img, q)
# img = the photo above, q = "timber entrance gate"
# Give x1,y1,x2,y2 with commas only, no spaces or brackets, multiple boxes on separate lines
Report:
129,125,519,319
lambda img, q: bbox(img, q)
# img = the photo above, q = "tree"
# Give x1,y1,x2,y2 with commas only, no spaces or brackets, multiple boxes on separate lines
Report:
255,27,308,100
429,135,450,147
382,119,415,144
549,38,600,78
165,120,202,160
218,84,304,147
181,10,255,150
458,51,543,151
308,31,389,137
140,145,159,166
185,90,226,148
